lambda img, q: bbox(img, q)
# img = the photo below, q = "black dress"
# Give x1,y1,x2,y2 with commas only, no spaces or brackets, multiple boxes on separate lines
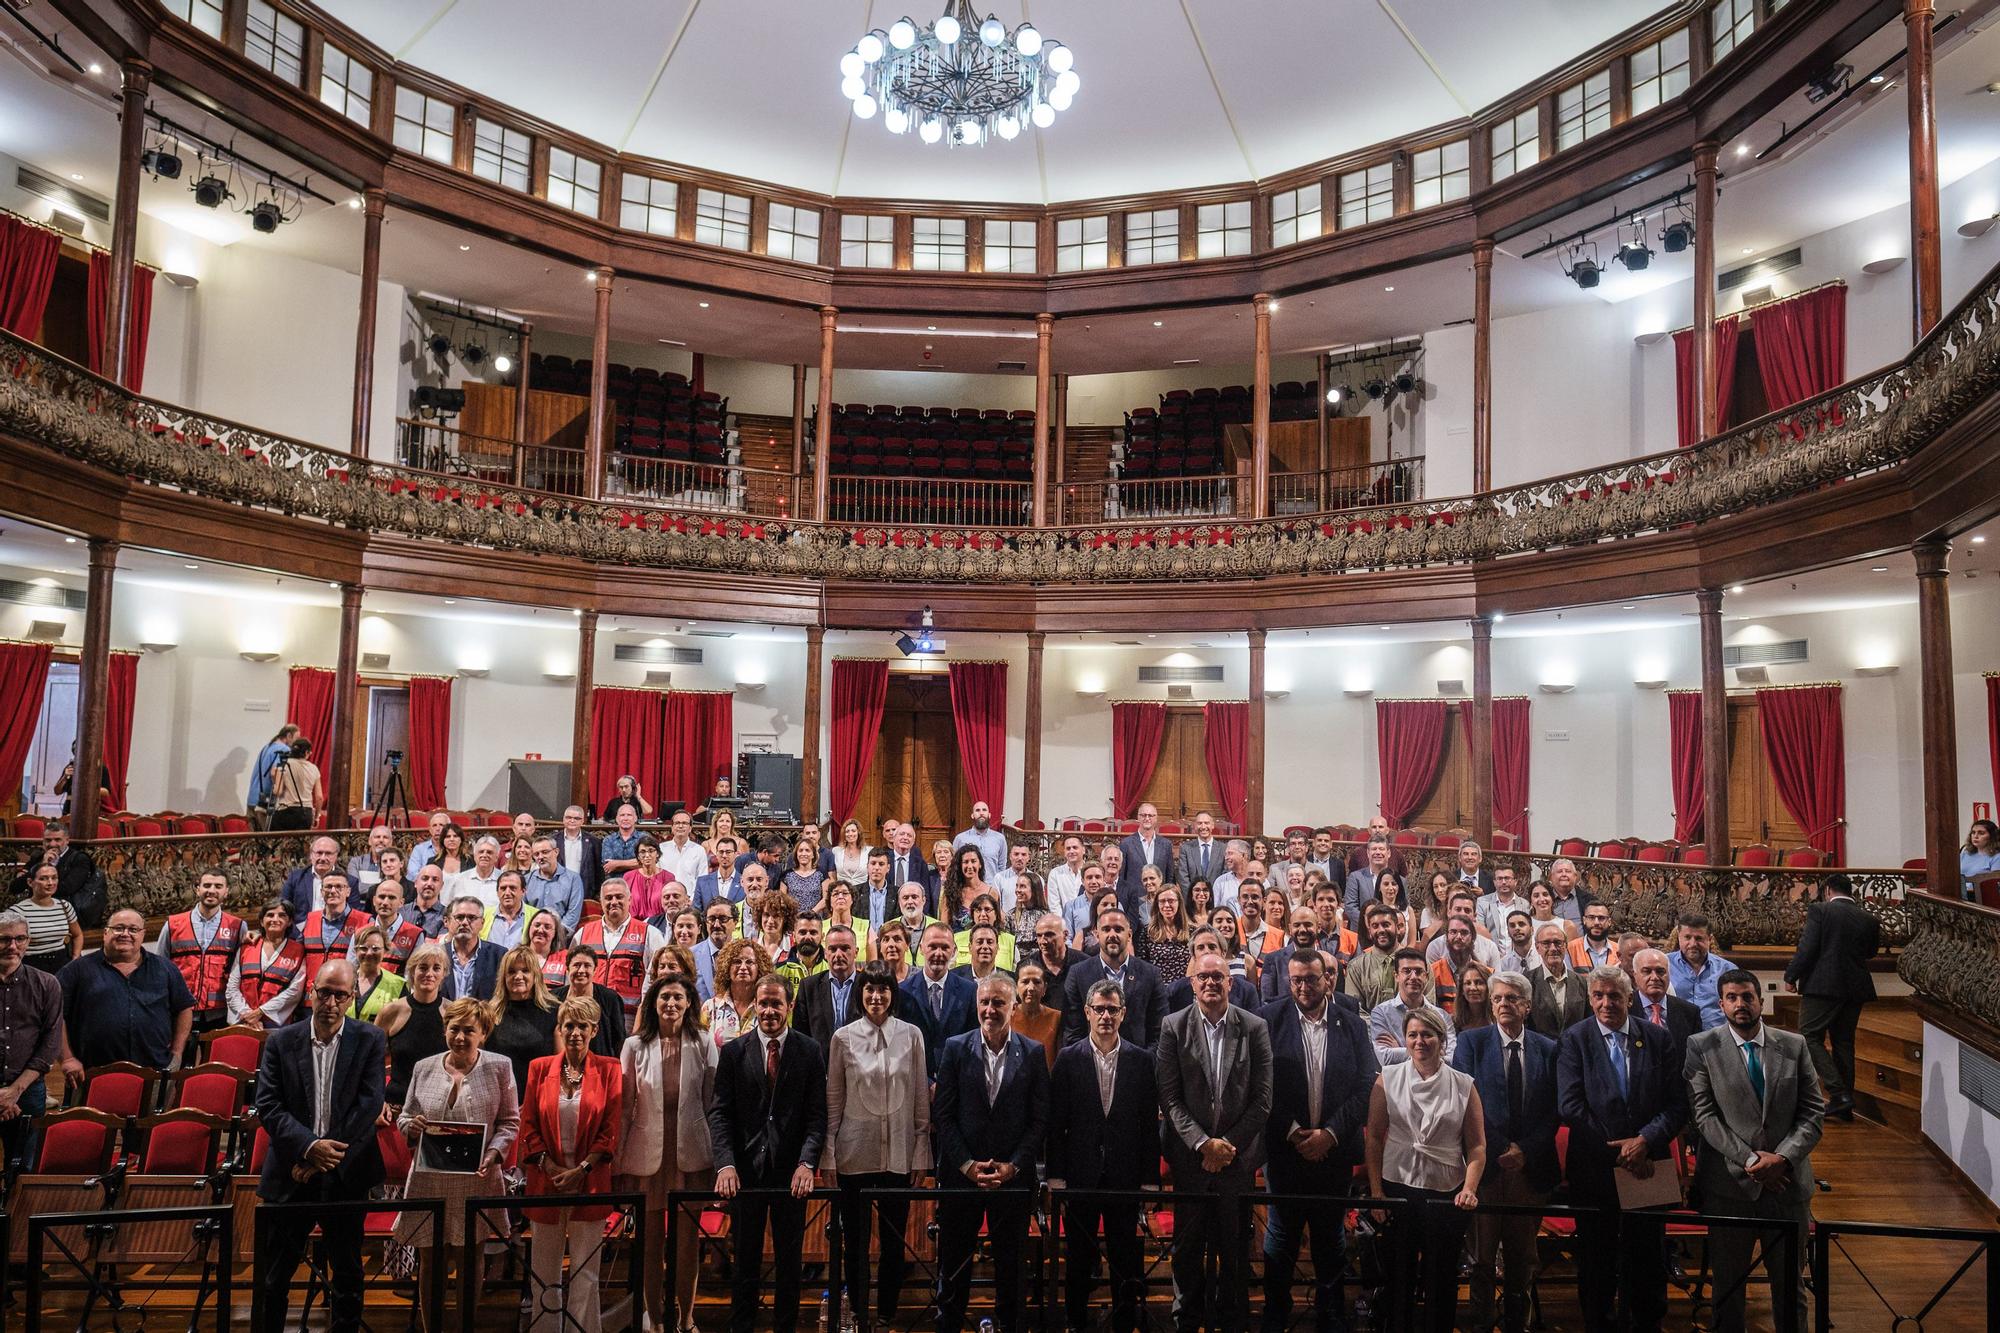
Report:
386,994,445,1106
487,1002,560,1095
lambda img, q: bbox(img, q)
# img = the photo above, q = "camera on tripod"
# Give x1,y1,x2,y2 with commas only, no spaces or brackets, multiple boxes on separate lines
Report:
384,749,404,768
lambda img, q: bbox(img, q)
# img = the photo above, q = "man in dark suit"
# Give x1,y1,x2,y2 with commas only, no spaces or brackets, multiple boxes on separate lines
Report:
1061,908,1166,1049
710,973,827,1333
1632,947,1704,1047
555,805,604,900
1454,970,1561,1333
692,836,745,914
1175,810,1224,891
11,823,103,921
1256,905,1326,1006
1557,963,1689,1333
1166,927,1264,1014
1687,969,1823,1333
1048,977,1159,1333
884,823,935,915
933,975,1050,1333
280,835,343,924
1157,953,1274,1333
439,896,507,1001
252,960,386,1333
1451,840,1496,895
1116,803,1176,907
900,923,976,1076
1784,873,1879,1121
793,922,863,1050
1259,947,1374,1333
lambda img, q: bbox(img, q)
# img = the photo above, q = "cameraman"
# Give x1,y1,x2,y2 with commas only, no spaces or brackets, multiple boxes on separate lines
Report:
268,737,324,832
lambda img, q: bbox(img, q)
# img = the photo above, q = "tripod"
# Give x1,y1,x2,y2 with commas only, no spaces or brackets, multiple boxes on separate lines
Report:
372,757,413,829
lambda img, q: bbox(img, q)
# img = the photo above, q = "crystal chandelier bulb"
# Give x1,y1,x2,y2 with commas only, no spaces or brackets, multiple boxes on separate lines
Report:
1015,24,1041,56
919,116,944,143
840,51,865,78
889,18,917,49
1056,69,1080,97
884,106,911,133
980,16,1005,46
1047,84,1073,112
857,32,885,62
853,93,878,118
995,113,1020,140
934,14,961,44
957,119,980,144
1030,100,1055,128
841,74,866,100
1047,43,1073,73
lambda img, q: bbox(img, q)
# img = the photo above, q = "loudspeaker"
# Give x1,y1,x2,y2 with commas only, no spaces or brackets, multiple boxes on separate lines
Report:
508,759,572,821
737,752,803,823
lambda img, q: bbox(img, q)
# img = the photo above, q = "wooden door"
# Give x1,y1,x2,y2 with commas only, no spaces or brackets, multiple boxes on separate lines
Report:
1408,704,1474,832
859,674,965,839
362,686,412,816
20,662,79,817
1726,697,1809,849
1136,707,1220,823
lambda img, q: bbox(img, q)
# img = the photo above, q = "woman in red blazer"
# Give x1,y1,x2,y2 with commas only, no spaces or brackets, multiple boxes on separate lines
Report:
519,994,624,1333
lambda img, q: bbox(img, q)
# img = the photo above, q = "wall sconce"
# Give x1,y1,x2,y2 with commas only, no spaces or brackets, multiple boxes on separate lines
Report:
1860,255,1907,275
1632,330,1669,346
1342,686,1374,698
1959,215,1999,239
1263,688,1290,700
458,666,490,678
1538,682,1576,694
542,670,576,683
238,651,279,663
1074,688,1107,699
1855,664,1899,677
1633,678,1669,690
736,680,767,693
139,641,178,653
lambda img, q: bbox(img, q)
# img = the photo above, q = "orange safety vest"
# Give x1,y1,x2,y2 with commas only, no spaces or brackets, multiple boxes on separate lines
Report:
236,937,305,1012
167,910,244,1011
1568,936,1620,972
1429,957,1460,1015
541,950,570,991
300,907,374,986
381,918,426,975
578,919,648,1022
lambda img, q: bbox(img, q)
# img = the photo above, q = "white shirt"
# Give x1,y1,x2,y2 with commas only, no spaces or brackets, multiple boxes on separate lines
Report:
667,839,710,887
1046,864,1084,919
1298,1006,1328,1125
988,869,1023,918
1093,1040,1120,1114
1199,1011,1229,1091
982,1036,1009,1105
310,1025,342,1137
447,866,501,915
561,833,586,877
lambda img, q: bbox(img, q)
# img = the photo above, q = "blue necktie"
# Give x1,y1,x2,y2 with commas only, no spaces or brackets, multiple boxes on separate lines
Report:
1744,1040,1766,1104
1607,1030,1628,1099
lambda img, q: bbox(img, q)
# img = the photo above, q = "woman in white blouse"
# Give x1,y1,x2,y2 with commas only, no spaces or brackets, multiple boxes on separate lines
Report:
831,819,871,887
825,963,931,1329
616,971,717,1333
397,996,521,1265
1365,1004,1487,1333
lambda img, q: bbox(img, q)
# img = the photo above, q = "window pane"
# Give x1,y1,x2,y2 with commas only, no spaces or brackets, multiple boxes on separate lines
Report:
912,217,966,271
473,119,532,191
1196,201,1251,258
164,0,227,38
319,46,373,125
1125,207,1179,265
245,1,305,85
1271,184,1321,247
1491,108,1538,181
547,149,600,215
1631,28,1691,114
696,189,751,250
620,175,678,236
1057,214,1109,271
840,213,894,267
768,204,820,263
394,88,455,164
1557,70,1612,151
983,218,1036,273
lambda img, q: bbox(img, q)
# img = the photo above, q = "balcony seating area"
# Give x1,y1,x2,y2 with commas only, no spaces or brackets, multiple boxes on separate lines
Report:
530,355,731,465
818,403,1036,482
0,809,524,839
1119,381,1317,480
1548,835,1830,867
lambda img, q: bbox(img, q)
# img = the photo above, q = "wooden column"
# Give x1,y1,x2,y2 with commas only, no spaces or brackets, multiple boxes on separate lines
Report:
1469,615,1494,846
1032,313,1054,526
1251,294,1273,518
71,539,119,840
1246,628,1267,834
512,321,534,444
104,60,150,386
791,363,807,485
802,626,824,822
569,610,598,810
1906,0,1943,338
326,583,363,827
1053,374,1069,525
1916,540,1959,895
1472,239,1494,492
1023,631,1045,826
1693,141,1721,439
586,268,614,499
1315,351,1331,511
1697,587,1731,867
814,308,837,521
350,188,386,455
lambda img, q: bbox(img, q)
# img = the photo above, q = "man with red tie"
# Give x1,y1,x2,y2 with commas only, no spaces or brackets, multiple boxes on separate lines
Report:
1631,947,1703,1048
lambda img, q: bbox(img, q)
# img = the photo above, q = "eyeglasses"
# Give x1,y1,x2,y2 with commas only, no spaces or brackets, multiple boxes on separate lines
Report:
1087,1004,1123,1016
314,987,353,1001
0,935,28,947
106,924,142,935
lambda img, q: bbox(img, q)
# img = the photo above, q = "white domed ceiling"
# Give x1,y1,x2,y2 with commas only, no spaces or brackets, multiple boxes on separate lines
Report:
319,0,1672,203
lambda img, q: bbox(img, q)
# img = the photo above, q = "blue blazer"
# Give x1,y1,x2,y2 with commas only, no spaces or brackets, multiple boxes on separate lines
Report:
254,1018,386,1202
1116,833,1176,901
692,871,745,915
1259,998,1376,1181
900,969,978,1076
280,868,320,926
1046,1039,1160,1190
1059,955,1166,1050
1452,1025,1561,1193
934,1029,1050,1185
440,940,508,1001
1555,1016,1689,1204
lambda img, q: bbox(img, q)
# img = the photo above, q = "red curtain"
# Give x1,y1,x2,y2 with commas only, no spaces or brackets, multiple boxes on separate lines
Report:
1111,702,1167,820
104,652,138,812
1758,684,1846,862
1988,674,2000,809
1201,701,1249,826
0,215,61,337
662,691,734,808
0,643,53,813
590,688,664,814
85,252,154,391
1672,317,1742,448
286,666,336,768
1375,699,1449,827
948,662,1007,819
1491,696,1531,847
407,676,453,810
1668,690,1706,844
828,660,888,826
1752,285,1846,411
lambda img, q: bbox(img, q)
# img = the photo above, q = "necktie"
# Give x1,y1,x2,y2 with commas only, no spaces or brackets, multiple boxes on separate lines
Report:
1200,843,1210,875
766,1035,781,1088
930,981,944,1020
896,856,906,884
1506,1039,1524,1129
1744,1040,1766,1103
1650,1001,1664,1027
1607,1030,1628,1098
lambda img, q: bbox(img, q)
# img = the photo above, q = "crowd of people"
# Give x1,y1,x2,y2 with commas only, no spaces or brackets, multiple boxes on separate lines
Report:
0,796,1886,1333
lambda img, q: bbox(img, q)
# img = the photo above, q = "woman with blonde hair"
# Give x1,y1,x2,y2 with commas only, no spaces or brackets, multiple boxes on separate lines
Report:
703,808,738,861
397,995,520,1255
618,971,716,1333
699,936,772,1048
485,945,558,1096
347,923,407,1024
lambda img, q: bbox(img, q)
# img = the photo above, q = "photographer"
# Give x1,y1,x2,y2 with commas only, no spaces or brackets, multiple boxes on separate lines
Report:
269,737,324,832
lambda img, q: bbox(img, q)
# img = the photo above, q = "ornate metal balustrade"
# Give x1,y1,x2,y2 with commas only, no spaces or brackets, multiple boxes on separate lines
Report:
1899,893,2000,1030
1,247,1996,584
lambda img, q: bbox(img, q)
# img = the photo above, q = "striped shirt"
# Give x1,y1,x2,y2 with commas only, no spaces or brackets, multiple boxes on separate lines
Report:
16,898,76,957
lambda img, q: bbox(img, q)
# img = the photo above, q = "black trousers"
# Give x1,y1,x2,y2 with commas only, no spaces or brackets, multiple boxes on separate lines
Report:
1384,1182,1469,1333
256,1184,367,1333
730,1189,809,1333
1170,1185,1250,1333
1797,995,1864,1106
837,1171,913,1324
1574,1203,1668,1333
270,806,315,832
935,1186,1031,1333
1262,1191,1348,1333
1062,1196,1144,1333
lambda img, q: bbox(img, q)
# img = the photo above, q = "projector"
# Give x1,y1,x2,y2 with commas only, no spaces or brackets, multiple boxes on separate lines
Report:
895,633,946,657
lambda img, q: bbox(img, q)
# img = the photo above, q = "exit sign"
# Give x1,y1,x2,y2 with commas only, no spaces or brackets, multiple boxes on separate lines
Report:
1544,729,1570,742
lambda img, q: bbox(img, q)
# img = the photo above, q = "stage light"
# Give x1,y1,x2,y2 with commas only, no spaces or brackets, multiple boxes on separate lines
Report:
1661,220,1694,253
1325,386,1343,405
1618,238,1653,271
428,333,453,360
141,148,182,179
1362,378,1387,401
249,199,282,233
460,341,486,367
191,175,230,208
1394,372,1417,394
493,353,513,374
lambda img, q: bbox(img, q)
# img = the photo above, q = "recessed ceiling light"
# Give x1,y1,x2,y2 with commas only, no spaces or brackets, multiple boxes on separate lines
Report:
1736,145,1749,157
1975,535,1988,544
88,63,102,75
1623,605,1635,610
1152,320,1163,327
349,197,362,209
327,581,338,588
68,173,82,181
1870,73,1885,84
1871,565,1889,573
927,325,938,331
184,562,199,570
458,244,470,251
443,599,457,605
1383,285,1394,292
62,536,76,544
1742,246,1755,254
1728,584,1744,594
698,301,710,308
585,270,597,281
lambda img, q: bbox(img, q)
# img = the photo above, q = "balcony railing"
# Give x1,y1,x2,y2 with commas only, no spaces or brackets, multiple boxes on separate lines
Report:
1062,472,1244,525
396,418,584,495
609,453,800,518
1272,456,1425,514
827,474,1034,528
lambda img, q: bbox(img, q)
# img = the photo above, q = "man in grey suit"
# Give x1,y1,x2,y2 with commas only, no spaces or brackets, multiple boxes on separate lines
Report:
1118,803,1177,903
1685,968,1823,1333
1156,952,1273,1333
1174,810,1224,890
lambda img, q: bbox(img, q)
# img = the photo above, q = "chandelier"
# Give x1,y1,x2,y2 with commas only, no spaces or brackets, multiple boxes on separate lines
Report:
839,1,1080,147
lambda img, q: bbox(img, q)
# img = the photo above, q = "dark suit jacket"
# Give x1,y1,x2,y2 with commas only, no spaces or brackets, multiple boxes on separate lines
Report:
1450,869,1496,895
1116,833,1176,901
793,968,865,1051
934,1029,1050,1185
900,969,977,1076
1047,1039,1159,1188
9,848,100,906
1634,992,1703,1049
440,940,508,1001
254,1018,386,1202
1060,955,1166,1050
692,870,746,916
1528,967,1591,1038
882,850,932,899
1453,1024,1560,1192
1033,947,1088,1018
708,1030,827,1185
1343,846,1410,881
1260,999,1375,1181
1784,896,1879,1001
1155,1004,1273,1189
1555,1015,1689,1204
280,867,322,925
1258,943,1356,1006
1166,974,1263,1015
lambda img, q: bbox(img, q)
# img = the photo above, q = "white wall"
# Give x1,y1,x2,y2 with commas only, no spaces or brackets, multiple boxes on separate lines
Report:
1921,1022,2000,1209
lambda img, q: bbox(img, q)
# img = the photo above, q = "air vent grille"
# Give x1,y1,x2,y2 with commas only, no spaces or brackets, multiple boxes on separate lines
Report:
995,360,1028,372
1960,1041,2000,1119
361,652,391,671
686,630,736,640
1138,665,1225,684
0,578,85,610
1167,684,1193,700
1719,247,1802,292
1721,639,1807,667
613,644,704,665
17,165,110,224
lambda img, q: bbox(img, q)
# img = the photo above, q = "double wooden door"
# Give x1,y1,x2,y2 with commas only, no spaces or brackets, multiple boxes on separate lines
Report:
1136,707,1220,823
860,674,967,839
1407,703,1474,831
1725,696,1809,848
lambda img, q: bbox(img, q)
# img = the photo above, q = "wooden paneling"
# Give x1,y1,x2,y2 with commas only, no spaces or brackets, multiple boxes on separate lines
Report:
859,673,966,838
1136,707,1219,824
1410,703,1474,831
1329,416,1371,471
1725,696,1809,849
459,381,592,448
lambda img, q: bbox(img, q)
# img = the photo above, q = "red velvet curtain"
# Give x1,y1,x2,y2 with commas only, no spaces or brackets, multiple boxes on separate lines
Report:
406,676,452,811
1201,701,1249,826
1672,318,1741,448
829,660,889,826
85,252,155,391
0,643,53,813
0,215,62,337
1752,285,1846,411
590,688,664,814
285,666,336,768
1491,696,1531,847
1375,699,1449,827
662,690,734,808
1757,683,1846,862
1111,702,1167,820
948,662,1007,819
1668,690,1706,844
104,652,138,812
1988,674,2000,809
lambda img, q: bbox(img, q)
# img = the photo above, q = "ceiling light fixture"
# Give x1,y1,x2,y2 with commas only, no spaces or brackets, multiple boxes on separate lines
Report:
191,174,231,209
1562,240,1601,290
843,3,1079,147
